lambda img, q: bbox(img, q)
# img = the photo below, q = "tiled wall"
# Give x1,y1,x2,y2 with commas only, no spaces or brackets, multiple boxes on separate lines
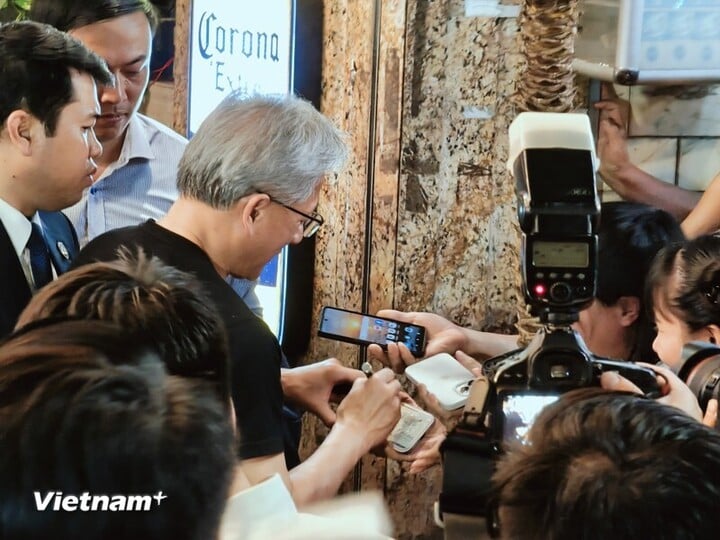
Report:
601,84,720,200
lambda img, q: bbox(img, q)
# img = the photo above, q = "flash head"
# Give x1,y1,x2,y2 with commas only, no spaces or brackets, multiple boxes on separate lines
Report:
508,112,600,235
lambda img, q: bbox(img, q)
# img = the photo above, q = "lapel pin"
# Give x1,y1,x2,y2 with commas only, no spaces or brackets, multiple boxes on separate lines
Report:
57,241,70,260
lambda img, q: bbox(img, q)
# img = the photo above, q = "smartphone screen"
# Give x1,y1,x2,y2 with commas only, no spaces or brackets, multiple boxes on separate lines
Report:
500,393,559,446
319,307,427,357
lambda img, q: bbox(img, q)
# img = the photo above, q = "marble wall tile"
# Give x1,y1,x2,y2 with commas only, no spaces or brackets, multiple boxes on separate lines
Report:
301,0,376,496
678,138,720,190
627,85,720,137
397,3,522,334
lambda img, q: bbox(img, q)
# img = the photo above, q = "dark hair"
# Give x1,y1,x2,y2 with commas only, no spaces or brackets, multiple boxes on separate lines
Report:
0,320,234,540
648,234,720,333
0,21,112,136
29,0,159,34
15,251,230,401
493,388,720,540
597,202,684,362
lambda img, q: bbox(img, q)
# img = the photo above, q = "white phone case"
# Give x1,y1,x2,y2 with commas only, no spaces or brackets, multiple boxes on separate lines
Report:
404,353,476,410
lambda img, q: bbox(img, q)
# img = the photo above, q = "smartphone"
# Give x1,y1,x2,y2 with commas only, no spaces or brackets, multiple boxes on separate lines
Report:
318,306,427,357
387,403,435,453
404,353,476,410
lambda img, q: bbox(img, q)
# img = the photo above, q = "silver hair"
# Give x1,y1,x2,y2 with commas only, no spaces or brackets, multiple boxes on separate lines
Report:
177,93,348,208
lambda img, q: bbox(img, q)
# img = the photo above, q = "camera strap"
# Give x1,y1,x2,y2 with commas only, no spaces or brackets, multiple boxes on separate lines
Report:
438,376,498,539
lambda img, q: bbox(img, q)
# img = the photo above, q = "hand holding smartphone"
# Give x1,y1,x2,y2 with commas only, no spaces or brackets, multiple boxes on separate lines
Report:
318,307,427,357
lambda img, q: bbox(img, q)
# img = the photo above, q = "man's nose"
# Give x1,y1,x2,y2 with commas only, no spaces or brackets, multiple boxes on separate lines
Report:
99,72,128,104
89,129,103,159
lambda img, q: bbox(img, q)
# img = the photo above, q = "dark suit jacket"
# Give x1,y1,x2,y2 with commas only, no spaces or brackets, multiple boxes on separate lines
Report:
0,211,78,339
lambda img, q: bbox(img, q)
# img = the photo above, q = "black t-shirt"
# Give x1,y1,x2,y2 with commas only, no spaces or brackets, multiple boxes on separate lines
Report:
73,220,284,459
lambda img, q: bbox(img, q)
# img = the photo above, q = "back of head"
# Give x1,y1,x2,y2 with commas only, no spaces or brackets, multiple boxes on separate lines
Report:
598,201,684,361
0,20,111,135
29,0,158,33
493,388,720,540
0,320,234,540
177,92,348,209
15,251,230,400
649,234,720,332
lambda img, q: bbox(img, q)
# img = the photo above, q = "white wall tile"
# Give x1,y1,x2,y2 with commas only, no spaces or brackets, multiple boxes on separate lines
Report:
600,186,623,203
627,85,720,137
626,137,678,184
677,138,720,190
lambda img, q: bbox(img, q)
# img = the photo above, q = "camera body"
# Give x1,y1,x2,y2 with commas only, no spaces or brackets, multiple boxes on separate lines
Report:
483,327,661,446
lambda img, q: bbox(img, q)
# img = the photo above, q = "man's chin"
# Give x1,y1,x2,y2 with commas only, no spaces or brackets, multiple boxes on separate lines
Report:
94,124,129,145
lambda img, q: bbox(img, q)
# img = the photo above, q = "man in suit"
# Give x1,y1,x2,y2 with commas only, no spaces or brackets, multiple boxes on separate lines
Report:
0,20,112,337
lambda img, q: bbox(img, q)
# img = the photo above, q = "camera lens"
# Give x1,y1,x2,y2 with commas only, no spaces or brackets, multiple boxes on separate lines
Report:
684,355,720,411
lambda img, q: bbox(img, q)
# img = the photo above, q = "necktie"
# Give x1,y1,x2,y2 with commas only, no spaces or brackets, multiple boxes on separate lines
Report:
27,222,52,289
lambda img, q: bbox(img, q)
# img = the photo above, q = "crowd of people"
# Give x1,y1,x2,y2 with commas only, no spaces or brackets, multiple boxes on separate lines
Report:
1,2,720,539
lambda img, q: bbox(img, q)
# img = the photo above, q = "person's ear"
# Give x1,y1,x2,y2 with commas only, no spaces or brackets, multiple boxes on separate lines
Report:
616,296,641,327
4,110,36,156
237,194,272,230
706,325,720,345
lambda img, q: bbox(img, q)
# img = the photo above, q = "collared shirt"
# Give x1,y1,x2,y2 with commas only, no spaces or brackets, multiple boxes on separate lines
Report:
0,197,53,290
63,112,188,246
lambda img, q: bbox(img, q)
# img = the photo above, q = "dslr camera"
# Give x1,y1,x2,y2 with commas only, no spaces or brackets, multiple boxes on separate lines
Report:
437,113,660,538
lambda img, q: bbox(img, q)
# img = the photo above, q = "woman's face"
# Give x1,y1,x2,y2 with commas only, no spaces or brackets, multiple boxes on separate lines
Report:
652,305,698,371
652,280,711,371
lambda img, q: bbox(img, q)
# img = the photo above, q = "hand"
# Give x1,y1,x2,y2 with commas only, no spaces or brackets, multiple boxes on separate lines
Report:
281,359,366,426
594,83,634,190
600,363,703,422
702,398,718,429
336,368,403,452
367,310,468,373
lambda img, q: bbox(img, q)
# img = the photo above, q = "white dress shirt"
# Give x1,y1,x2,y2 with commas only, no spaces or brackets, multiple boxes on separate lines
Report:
0,197,53,290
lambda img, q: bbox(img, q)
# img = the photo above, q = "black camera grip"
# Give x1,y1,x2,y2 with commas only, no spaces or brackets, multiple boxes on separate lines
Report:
593,358,662,399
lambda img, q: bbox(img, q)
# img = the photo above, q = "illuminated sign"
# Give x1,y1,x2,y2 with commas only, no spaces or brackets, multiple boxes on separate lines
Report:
187,1,293,135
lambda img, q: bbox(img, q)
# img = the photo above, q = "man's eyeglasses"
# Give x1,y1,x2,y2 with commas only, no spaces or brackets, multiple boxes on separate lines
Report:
268,197,324,238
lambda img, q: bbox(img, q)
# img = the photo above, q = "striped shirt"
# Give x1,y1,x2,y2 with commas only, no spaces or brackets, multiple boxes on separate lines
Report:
63,113,187,245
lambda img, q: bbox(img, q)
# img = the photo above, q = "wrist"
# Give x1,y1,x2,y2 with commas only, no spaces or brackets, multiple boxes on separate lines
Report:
457,325,472,353
280,367,299,404
602,162,641,198
330,418,372,458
